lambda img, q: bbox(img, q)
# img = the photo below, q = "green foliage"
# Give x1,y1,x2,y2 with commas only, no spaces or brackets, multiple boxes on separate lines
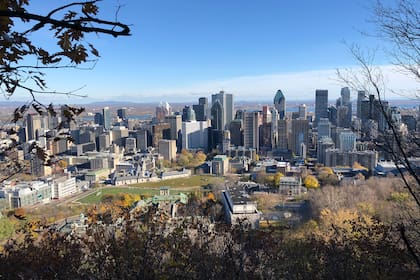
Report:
0,217,15,240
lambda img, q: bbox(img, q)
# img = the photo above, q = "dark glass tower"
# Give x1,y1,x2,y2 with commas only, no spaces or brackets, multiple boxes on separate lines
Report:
273,89,286,119
315,89,328,127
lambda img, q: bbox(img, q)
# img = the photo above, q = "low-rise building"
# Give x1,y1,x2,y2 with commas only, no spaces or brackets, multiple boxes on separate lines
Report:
212,155,229,176
51,175,77,199
279,176,304,197
221,185,260,229
0,181,51,208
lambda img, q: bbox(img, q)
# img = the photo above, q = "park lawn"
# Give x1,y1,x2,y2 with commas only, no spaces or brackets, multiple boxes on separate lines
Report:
78,175,224,204
78,188,160,204
129,175,224,189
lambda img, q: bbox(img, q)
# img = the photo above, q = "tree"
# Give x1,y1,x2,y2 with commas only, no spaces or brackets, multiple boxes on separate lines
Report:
0,0,130,101
0,1,131,181
304,175,320,189
337,0,420,267
274,172,284,186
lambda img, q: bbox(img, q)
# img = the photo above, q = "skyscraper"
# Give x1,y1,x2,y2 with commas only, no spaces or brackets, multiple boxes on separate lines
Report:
291,119,308,156
182,106,196,122
315,89,328,127
357,90,366,119
298,104,307,120
26,113,42,141
193,97,208,121
102,107,111,130
211,91,234,129
337,87,352,127
273,89,286,119
318,118,331,138
210,100,224,130
243,111,262,152
117,107,127,120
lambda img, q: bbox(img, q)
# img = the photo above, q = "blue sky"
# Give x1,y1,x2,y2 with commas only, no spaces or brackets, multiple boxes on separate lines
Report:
11,0,418,103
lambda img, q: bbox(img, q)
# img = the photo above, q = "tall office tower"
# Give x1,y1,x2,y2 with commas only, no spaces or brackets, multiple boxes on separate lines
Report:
94,112,103,125
338,87,352,126
243,111,262,151
273,89,286,119
278,119,289,150
155,101,172,122
111,126,129,147
371,96,390,132
117,107,127,120
193,97,208,121
182,106,196,122
136,129,149,151
235,109,244,120
262,105,272,124
26,113,42,141
151,123,171,147
328,105,337,126
210,100,223,130
315,89,328,127
357,90,366,119
298,104,307,120
259,122,272,149
341,87,351,104
164,115,182,141
271,108,279,148
338,130,356,152
337,106,351,128
102,107,111,130
211,90,234,129
318,118,331,138
291,119,309,156
229,119,243,146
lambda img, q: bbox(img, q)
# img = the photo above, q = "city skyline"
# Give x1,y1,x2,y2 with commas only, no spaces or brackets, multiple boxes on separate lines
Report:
8,0,418,104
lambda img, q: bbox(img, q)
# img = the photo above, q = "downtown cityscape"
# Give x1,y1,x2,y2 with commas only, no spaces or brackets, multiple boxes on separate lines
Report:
0,0,419,278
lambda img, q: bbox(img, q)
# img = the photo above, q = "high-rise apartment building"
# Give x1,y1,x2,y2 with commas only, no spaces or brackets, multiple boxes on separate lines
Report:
315,89,328,127
273,89,286,119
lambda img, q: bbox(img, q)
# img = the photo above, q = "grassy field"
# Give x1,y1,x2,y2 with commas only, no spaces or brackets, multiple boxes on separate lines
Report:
77,175,224,204
128,175,224,189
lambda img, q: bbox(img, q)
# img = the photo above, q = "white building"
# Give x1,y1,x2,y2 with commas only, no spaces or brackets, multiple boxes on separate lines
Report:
181,121,209,151
52,176,77,199
0,181,51,208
